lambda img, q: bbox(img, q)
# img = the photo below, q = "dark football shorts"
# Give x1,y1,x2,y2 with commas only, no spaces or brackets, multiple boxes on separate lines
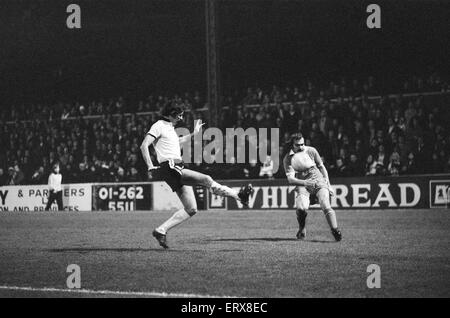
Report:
159,159,184,192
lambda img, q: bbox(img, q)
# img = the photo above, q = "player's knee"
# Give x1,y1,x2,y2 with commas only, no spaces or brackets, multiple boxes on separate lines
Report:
186,208,198,216
203,175,214,187
323,207,334,216
296,198,309,211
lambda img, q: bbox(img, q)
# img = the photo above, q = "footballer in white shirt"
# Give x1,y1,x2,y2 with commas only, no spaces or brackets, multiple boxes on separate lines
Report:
45,163,64,211
283,133,342,241
140,103,254,248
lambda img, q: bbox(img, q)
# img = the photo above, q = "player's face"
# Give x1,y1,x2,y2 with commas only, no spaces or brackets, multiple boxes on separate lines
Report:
176,111,184,122
292,138,305,152
169,111,184,124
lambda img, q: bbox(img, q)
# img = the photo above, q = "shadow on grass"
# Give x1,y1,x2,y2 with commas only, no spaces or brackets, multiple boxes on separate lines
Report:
46,247,171,253
209,237,335,243
45,247,243,253
307,239,337,243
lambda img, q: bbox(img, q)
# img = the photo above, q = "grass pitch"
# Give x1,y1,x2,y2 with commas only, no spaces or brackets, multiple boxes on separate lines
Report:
0,209,449,298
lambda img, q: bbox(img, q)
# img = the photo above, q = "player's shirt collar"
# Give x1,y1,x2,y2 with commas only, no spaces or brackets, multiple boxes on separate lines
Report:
289,147,307,156
160,116,175,126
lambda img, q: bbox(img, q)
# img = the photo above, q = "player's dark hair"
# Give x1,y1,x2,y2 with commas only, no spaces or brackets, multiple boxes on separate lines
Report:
52,162,60,172
282,133,304,157
289,133,304,149
290,133,303,144
161,102,184,118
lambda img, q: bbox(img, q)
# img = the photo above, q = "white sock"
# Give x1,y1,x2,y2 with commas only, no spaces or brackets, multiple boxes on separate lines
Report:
324,208,338,229
156,209,191,234
210,181,239,201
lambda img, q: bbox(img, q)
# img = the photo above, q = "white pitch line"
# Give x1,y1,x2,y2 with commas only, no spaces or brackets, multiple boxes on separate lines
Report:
0,285,237,298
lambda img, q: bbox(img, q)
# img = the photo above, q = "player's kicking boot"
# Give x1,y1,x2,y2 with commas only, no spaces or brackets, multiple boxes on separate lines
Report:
152,229,169,249
296,209,307,240
238,184,254,207
331,227,342,242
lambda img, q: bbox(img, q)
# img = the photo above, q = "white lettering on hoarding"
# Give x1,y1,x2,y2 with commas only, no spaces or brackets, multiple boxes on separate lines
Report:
0,190,8,205
351,184,371,207
261,187,279,209
372,184,397,207
278,186,297,208
330,185,350,208
0,184,91,212
228,181,422,209
398,183,421,207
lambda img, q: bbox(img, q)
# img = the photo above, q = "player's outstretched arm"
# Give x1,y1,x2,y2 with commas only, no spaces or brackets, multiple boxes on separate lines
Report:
140,134,157,170
317,164,334,196
317,164,330,185
287,175,315,188
179,119,205,144
312,148,334,195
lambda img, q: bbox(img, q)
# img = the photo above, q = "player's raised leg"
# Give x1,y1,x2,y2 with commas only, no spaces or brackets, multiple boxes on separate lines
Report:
181,168,254,207
295,187,310,240
153,185,198,248
316,187,342,241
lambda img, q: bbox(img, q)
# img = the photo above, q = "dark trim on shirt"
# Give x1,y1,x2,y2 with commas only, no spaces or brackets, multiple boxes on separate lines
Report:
159,116,171,122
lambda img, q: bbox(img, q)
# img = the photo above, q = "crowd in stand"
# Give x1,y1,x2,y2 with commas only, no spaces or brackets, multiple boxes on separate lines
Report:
1,74,450,186
0,92,206,123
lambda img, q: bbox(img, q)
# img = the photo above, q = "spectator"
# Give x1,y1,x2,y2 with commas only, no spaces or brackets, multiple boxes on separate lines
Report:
365,155,378,176
353,120,367,142
386,117,402,137
244,159,260,179
310,122,327,152
318,109,331,136
31,166,46,184
282,103,299,134
438,149,448,169
259,156,274,179
127,167,140,182
45,163,64,211
406,116,423,143
444,157,450,173
429,152,442,174
414,136,430,172
353,139,366,163
402,152,418,175
324,130,339,163
369,138,379,157
244,111,258,130
8,165,25,185
76,163,91,183
374,145,388,171
347,154,363,176
404,101,417,127
259,112,274,129
330,157,348,177
0,168,7,186
387,150,401,176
